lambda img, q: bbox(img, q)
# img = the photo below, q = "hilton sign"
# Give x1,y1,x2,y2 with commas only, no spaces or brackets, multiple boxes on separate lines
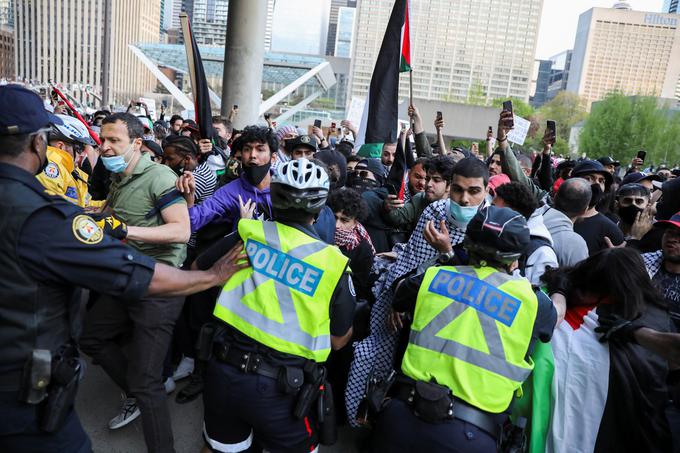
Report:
644,14,678,27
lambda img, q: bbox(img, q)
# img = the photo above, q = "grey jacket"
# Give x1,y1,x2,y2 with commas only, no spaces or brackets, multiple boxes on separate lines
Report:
540,205,589,267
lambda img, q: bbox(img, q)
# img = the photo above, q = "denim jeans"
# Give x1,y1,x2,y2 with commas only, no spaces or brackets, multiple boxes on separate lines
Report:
80,295,185,453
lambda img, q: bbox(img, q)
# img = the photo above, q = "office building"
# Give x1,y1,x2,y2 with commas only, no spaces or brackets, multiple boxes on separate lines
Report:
0,24,12,79
0,0,13,79
177,0,275,49
664,0,678,14
547,50,572,100
349,0,544,106
531,50,572,107
531,60,552,108
567,5,680,107
190,0,229,45
326,0,356,55
14,0,161,106
334,6,355,58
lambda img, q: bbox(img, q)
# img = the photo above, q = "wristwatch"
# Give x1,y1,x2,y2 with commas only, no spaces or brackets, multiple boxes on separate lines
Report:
438,250,455,264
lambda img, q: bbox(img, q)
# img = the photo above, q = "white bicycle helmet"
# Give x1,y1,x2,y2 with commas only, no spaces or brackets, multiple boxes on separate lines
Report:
49,114,96,146
271,158,329,214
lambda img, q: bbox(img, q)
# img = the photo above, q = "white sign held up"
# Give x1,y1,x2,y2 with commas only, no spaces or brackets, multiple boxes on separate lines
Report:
506,115,530,146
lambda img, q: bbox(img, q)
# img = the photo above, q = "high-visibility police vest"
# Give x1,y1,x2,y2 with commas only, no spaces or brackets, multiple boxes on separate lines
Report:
213,219,349,362
401,265,538,413
36,146,104,209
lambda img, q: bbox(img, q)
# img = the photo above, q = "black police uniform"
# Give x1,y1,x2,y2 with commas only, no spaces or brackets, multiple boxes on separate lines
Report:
0,163,155,452
371,268,557,453
195,223,355,453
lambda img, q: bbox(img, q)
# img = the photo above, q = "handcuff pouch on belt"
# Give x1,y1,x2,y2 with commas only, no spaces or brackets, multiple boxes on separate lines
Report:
18,349,52,405
19,345,82,433
409,381,454,424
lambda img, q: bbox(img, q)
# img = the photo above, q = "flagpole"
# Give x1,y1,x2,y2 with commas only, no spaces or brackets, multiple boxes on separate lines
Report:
409,69,414,129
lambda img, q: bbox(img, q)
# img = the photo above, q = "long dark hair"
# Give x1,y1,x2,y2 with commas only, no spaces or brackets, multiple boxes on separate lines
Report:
545,248,664,319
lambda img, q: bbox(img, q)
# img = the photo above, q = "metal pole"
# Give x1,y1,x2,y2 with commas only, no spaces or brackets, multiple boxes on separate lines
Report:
409,69,414,128
220,0,267,127
101,0,112,107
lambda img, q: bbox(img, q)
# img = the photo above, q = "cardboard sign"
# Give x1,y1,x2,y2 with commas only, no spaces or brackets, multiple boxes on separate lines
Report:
507,115,530,146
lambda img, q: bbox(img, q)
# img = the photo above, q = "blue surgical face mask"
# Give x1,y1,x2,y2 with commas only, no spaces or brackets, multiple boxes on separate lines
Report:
449,199,481,230
101,143,134,173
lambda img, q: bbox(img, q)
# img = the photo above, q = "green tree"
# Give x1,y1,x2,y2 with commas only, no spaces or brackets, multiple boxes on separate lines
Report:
535,92,588,141
466,80,487,106
491,97,535,120
579,93,679,165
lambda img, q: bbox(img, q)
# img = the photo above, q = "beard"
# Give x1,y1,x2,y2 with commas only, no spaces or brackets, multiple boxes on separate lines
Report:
664,251,680,264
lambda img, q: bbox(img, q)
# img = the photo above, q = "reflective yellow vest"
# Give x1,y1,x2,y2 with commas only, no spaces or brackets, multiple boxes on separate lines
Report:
36,146,104,209
401,265,538,413
213,219,349,362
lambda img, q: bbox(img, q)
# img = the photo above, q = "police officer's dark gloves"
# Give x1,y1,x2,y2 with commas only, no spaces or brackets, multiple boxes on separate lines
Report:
541,266,570,298
94,215,128,240
594,313,644,344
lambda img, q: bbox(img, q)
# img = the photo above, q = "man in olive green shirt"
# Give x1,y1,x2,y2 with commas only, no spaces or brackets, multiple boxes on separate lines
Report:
80,113,190,453
106,144,188,267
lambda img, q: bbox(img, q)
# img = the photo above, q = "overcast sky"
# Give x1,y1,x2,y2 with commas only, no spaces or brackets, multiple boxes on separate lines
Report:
535,0,666,59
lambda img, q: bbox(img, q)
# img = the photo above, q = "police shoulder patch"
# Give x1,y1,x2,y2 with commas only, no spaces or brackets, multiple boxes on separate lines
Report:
72,214,103,244
44,162,60,179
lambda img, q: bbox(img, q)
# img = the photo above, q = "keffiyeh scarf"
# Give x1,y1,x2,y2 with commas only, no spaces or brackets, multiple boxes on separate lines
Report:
334,223,376,253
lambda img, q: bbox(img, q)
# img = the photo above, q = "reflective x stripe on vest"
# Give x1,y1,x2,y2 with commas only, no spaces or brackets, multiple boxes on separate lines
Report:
213,220,348,362
401,265,538,413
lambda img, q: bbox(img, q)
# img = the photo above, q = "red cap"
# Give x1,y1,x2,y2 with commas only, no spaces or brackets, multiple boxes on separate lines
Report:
488,174,511,195
656,212,680,230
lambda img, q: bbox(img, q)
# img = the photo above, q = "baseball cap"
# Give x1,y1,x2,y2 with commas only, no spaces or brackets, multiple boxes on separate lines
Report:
0,84,63,135
621,171,662,187
656,211,680,230
286,135,318,153
142,139,163,158
465,206,530,259
571,159,613,186
597,156,620,167
488,174,511,195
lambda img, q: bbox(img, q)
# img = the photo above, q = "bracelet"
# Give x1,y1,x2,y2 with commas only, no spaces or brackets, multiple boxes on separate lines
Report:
498,137,508,142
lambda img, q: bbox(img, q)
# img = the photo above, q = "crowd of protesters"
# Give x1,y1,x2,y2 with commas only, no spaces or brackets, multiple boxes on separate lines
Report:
2,83,680,453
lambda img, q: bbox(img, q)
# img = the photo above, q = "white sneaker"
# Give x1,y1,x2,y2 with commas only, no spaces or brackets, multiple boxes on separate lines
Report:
172,357,195,381
109,397,140,430
164,377,176,394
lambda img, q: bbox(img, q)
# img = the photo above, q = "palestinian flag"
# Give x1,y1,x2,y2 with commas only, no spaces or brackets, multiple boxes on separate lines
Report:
357,0,411,158
385,139,416,201
513,305,672,453
180,12,214,141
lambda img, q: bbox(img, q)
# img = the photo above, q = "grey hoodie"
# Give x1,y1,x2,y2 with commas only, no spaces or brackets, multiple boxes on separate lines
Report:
540,205,589,267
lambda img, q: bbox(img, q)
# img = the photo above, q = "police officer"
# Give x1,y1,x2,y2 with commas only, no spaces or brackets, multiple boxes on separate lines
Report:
373,206,557,452
0,85,247,453
198,158,356,453
36,113,101,208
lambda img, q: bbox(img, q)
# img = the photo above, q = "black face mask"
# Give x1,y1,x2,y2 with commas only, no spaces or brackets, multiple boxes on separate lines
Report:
171,165,185,176
618,205,643,225
243,162,271,186
346,172,381,193
33,137,49,176
589,184,604,209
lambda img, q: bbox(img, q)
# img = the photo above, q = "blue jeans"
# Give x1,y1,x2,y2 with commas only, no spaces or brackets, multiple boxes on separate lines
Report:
0,391,91,453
